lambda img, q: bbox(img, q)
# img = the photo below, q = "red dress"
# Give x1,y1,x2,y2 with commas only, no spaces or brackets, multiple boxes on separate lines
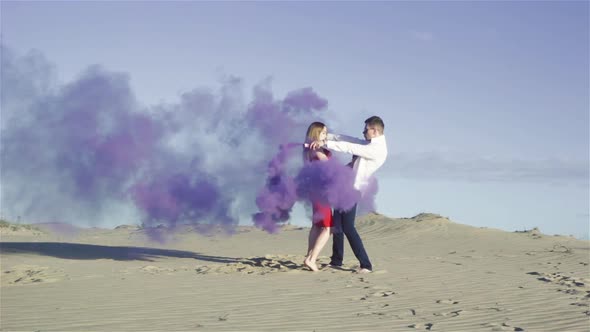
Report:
309,148,333,227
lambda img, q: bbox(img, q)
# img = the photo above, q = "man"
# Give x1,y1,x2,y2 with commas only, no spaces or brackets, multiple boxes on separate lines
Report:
310,116,388,273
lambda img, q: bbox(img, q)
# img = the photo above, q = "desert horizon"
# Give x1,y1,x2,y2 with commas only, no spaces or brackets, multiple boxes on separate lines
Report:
3,210,587,241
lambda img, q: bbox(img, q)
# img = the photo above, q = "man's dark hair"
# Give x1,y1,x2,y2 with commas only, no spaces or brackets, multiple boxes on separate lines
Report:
365,116,384,133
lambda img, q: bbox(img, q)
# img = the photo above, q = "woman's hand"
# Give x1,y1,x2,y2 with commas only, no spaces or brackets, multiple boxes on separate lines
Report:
309,140,326,150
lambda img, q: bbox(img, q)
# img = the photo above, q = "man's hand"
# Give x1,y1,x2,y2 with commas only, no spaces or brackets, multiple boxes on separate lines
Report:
309,140,325,150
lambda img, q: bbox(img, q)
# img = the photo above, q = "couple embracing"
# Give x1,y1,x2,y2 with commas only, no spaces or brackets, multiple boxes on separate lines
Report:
302,116,388,274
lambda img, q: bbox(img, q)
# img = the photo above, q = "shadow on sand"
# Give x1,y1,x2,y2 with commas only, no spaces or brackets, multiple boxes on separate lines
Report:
0,242,241,263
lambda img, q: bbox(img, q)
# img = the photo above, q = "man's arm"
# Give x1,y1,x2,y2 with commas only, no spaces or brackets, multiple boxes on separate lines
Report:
327,133,366,145
325,140,381,160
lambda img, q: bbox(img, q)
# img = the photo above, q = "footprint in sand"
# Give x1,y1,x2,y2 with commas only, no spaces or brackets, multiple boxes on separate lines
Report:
371,290,396,297
2,265,66,286
508,323,524,331
355,311,390,318
195,266,212,274
436,299,459,305
493,323,524,331
140,265,176,274
528,271,589,291
433,309,463,317
394,308,416,317
193,255,303,275
408,322,434,330
357,277,370,283
479,306,505,312
357,285,396,302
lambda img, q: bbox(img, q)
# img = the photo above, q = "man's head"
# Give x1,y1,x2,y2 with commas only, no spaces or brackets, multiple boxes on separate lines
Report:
363,116,384,140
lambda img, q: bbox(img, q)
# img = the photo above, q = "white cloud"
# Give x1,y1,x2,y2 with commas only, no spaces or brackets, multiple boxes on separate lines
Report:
382,151,589,185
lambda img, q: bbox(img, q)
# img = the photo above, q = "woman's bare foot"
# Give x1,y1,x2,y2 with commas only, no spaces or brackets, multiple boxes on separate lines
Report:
304,258,319,272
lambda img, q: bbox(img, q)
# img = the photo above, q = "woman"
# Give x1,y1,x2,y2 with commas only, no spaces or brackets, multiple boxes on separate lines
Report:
303,122,333,272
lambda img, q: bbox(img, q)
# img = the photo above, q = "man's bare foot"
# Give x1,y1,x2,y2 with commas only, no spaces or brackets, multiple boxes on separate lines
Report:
355,268,372,274
304,258,319,272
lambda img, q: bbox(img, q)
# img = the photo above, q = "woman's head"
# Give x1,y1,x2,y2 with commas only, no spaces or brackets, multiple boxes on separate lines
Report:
305,122,328,143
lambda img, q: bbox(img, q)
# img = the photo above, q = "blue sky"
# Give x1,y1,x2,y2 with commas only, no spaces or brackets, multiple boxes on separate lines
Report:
2,1,588,238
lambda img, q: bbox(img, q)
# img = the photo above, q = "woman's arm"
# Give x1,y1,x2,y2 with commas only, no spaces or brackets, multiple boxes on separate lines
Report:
314,150,329,161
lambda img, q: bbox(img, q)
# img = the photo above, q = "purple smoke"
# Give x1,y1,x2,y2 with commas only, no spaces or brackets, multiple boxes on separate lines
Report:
253,143,300,233
357,177,379,215
295,157,360,211
2,57,162,221
51,69,163,198
253,142,379,231
283,87,329,112
2,46,344,238
130,170,235,241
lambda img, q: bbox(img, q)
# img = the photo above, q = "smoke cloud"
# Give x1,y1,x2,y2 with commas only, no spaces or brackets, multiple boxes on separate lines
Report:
1,46,376,238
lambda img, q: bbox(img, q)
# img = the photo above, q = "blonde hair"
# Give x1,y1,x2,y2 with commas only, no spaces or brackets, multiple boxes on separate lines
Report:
305,122,326,142
304,122,326,162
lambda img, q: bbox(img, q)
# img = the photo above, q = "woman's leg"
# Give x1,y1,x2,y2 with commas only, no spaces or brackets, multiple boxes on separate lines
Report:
305,226,331,271
306,225,321,258
306,202,333,271
310,227,331,262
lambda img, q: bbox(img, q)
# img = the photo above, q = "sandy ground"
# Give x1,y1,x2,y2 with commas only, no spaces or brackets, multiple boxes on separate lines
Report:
1,213,589,331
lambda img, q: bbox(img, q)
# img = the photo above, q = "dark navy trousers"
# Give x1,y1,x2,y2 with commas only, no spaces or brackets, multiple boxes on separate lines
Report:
330,204,372,270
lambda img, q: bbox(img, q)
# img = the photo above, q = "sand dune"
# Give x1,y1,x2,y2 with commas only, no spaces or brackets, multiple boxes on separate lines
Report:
1,213,588,331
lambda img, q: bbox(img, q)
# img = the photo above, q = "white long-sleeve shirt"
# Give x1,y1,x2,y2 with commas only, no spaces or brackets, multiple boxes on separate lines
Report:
326,133,388,192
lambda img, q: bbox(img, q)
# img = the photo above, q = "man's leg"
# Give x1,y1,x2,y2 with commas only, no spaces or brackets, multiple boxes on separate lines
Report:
341,205,372,270
330,209,344,266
